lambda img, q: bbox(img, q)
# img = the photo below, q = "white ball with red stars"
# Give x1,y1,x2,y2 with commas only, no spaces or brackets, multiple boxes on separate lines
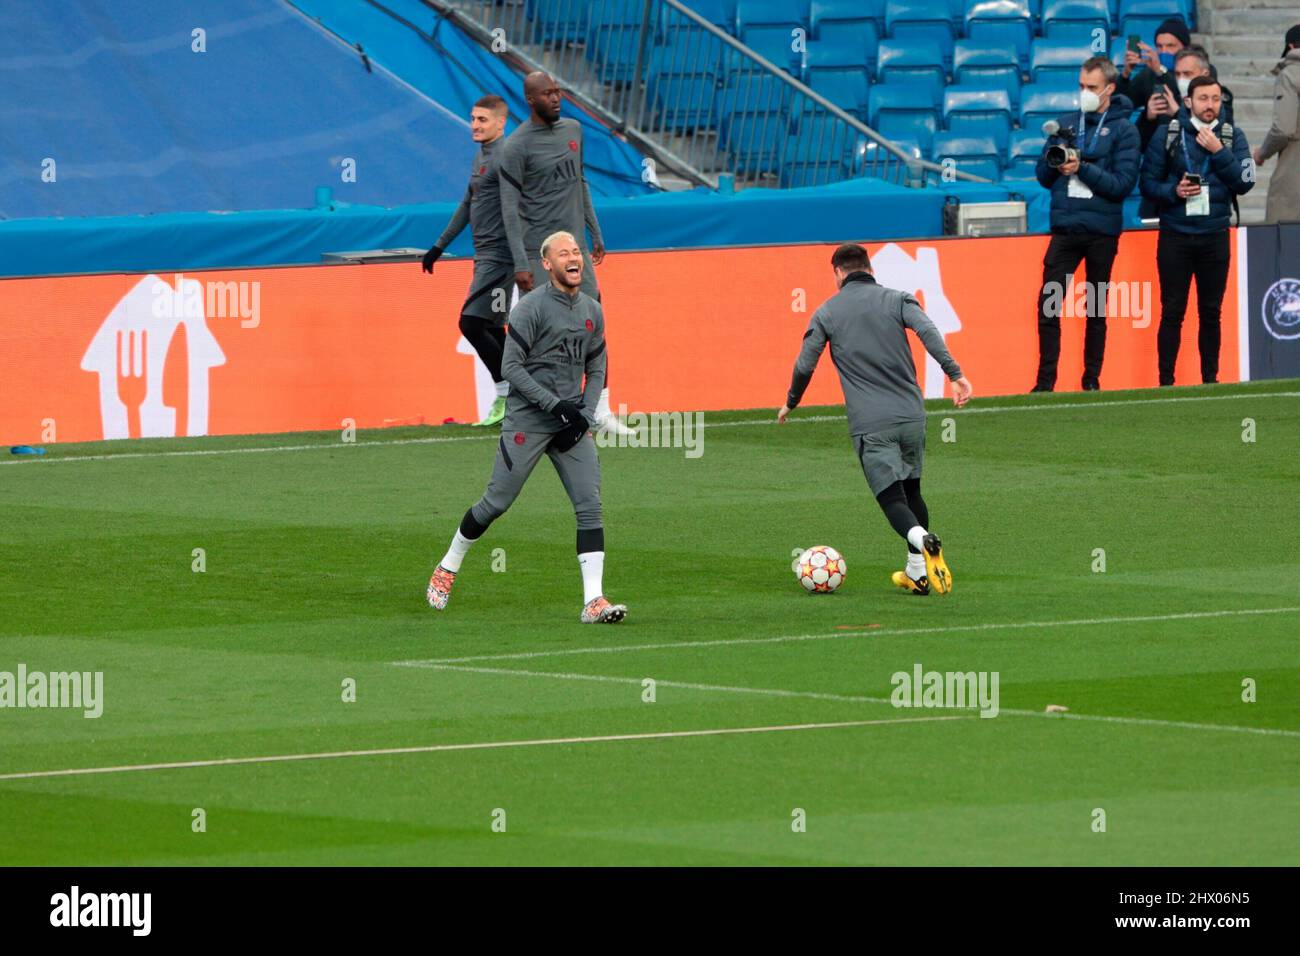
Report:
794,545,846,593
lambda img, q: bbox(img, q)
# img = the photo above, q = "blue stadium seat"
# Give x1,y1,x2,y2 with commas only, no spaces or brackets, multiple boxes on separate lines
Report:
886,0,958,69
870,83,940,151
876,38,948,102
861,135,923,179
685,0,738,29
1029,35,1095,81
1004,127,1046,178
586,2,646,84
816,21,881,74
782,110,859,185
647,40,725,131
744,29,803,72
804,41,872,119
526,0,586,44
953,37,1022,108
812,0,887,34
1119,1,1189,46
964,0,1034,69
931,132,1003,180
1020,83,1079,129
1042,21,1111,50
737,0,810,36
1041,0,1110,38
719,66,794,175
943,85,1014,150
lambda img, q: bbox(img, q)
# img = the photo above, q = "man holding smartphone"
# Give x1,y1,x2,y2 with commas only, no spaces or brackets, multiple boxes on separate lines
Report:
1117,18,1191,112
1136,48,1236,151
1140,77,1255,386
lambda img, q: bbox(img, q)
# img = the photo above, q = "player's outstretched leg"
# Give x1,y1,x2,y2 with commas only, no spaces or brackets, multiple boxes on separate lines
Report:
892,477,933,595
876,480,952,595
458,315,508,427
427,508,490,609
576,528,626,623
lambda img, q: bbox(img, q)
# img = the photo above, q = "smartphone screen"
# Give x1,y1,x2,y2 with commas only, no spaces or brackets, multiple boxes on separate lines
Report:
1127,35,1141,53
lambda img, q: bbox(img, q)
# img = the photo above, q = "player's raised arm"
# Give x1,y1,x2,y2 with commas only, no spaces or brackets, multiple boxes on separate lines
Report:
900,294,972,407
500,298,561,413
496,138,533,291
778,311,829,422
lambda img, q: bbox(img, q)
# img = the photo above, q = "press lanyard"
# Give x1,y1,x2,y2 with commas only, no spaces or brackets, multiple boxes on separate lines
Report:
1077,109,1107,155
1181,127,1211,177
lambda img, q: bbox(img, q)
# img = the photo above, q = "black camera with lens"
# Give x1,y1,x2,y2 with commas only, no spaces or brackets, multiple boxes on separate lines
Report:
1045,126,1080,169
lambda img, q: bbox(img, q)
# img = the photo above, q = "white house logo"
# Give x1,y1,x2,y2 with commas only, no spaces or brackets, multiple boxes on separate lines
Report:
872,244,962,398
1261,278,1300,341
80,275,226,440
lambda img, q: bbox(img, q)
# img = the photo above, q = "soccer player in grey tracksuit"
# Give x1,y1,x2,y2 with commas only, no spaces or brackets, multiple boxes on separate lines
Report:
778,243,974,596
422,95,514,428
498,71,634,436
427,230,627,624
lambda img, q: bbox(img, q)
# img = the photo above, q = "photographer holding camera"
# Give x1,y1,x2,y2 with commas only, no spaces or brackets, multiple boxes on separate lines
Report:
1032,56,1140,392
1140,76,1254,386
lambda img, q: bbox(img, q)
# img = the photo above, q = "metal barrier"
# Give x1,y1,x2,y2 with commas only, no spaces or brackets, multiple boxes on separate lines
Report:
437,0,986,188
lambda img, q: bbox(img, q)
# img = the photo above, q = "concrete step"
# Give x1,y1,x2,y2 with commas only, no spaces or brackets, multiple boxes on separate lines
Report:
1202,9,1299,35
1199,34,1288,57
1232,99,1281,124
1199,51,1286,75
1223,76,1280,98
1207,0,1299,10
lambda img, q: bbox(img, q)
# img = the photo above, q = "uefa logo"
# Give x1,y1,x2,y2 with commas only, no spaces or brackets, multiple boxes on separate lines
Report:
1261,278,1300,341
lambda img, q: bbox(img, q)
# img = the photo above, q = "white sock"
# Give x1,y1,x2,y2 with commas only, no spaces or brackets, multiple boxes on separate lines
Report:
906,551,926,581
494,380,508,399
906,526,928,552
596,387,612,421
439,530,476,574
578,550,604,604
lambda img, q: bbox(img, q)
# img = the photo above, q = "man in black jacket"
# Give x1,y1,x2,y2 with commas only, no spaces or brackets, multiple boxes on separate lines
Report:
1032,57,1141,392
1140,76,1255,386
1136,47,1236,152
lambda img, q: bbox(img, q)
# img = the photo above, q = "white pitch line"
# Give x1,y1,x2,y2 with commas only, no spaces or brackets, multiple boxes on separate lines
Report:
425,663,1300,740
392,605,1300,667
0,715,961,782
5,390,1296,466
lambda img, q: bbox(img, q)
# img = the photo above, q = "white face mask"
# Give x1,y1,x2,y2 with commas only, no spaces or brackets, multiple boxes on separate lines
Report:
1176,76,1192,98
1079,89,1102,113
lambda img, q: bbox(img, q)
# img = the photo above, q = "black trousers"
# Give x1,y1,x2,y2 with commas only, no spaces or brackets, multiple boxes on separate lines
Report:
1155,229,1231,385
1035,231,1120,389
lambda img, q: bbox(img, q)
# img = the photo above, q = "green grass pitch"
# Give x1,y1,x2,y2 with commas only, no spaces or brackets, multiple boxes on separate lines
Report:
1,380,1297,865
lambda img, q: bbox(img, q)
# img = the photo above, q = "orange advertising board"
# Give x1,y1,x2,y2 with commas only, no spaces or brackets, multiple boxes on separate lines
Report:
0,232,1238,445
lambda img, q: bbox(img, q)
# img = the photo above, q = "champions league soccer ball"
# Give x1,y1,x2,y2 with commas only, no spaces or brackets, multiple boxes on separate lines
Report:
793,545,846,593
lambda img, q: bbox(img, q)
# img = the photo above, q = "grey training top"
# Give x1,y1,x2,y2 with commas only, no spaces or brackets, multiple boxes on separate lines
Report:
501,282,607,434
434,135,511,263
498,116,603,274
787,272,963,436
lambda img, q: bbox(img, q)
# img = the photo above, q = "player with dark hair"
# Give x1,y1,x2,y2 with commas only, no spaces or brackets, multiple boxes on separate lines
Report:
777,243,973,595
497,71,634,436
422,94,513,427
427,231,627,624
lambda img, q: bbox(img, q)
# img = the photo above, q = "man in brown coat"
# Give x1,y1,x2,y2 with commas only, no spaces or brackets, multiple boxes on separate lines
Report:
1254,26,1300,222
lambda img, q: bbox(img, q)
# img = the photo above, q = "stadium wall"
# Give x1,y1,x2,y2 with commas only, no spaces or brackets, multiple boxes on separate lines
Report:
3,229,1280,447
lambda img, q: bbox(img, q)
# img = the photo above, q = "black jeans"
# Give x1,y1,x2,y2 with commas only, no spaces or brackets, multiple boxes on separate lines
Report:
1155,229,1231,385
1035,231,1119,389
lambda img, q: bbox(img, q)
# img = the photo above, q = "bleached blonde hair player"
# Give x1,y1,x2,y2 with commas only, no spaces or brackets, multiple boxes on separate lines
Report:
426,230,627,623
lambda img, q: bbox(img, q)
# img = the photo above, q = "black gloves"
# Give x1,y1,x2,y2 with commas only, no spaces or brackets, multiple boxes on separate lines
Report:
550,421,588,453
550,400,586,427
421,245,443,273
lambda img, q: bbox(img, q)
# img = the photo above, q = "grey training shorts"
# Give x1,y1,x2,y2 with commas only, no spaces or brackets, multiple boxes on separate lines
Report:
462,259,515,325
854,420,926,496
